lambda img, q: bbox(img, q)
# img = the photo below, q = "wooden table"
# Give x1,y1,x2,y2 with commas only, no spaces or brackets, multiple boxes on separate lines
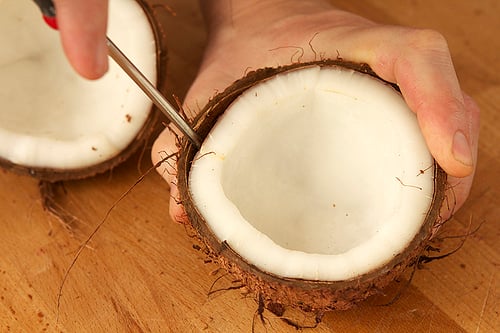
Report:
1,1,498,332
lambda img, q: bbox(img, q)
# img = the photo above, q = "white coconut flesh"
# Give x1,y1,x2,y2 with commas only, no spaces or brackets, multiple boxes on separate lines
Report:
0,0,156,169
189,66,436,281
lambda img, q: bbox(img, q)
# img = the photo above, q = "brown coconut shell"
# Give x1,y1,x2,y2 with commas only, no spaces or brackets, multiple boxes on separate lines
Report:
177,59,447,313
0,0,166,182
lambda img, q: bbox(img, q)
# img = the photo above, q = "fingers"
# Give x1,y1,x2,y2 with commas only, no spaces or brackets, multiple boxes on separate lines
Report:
151,127,188,223
367,28,478,178
53,0,109,79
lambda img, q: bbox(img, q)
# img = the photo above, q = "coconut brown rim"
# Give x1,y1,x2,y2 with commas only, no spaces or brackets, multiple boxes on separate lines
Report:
178,59,447,312
0,0,166,182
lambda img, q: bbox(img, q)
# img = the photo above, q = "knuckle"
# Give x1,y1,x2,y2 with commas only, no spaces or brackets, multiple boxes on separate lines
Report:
405,28,449,51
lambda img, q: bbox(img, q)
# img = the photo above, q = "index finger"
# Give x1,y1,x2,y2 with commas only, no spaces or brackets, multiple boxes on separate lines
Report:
53,0,109,79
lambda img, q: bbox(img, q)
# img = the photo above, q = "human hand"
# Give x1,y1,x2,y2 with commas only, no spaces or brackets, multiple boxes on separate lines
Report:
52,0,109,79
152,0,479,223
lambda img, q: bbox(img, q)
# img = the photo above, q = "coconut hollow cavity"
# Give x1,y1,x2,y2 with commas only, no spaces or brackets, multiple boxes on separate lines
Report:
178,60,446,313
178,60,447,312
0,0,166,181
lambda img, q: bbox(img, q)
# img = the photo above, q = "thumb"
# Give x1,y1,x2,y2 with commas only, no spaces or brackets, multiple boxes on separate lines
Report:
370,29,478,178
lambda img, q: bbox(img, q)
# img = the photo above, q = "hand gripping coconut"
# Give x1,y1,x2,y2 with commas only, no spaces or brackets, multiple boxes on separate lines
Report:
177,60,447,317
2,0,448,322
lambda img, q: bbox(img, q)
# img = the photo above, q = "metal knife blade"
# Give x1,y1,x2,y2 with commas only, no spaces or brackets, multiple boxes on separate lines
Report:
106,38,201,148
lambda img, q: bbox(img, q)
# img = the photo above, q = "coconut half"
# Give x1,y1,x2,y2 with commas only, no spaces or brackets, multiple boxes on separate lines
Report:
0,0,165,181
178,61,446,311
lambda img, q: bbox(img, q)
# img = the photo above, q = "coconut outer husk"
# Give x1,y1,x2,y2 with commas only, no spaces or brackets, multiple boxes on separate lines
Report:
177,59,447,312
0,0,167,182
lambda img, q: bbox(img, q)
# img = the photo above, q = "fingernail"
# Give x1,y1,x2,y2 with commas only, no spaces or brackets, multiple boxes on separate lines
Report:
452,130,473,167
96,40,109,76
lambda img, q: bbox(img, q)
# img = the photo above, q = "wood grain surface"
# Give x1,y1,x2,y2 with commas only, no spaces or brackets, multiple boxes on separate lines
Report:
1,1,498,332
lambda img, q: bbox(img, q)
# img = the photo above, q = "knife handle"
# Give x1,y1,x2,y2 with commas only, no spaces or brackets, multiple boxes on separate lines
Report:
32,0,58,29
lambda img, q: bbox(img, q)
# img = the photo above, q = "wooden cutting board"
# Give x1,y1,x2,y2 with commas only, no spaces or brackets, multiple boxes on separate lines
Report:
1,1,498,332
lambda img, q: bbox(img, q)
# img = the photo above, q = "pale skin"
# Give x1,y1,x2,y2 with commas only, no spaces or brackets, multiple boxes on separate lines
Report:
52,0,479,223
